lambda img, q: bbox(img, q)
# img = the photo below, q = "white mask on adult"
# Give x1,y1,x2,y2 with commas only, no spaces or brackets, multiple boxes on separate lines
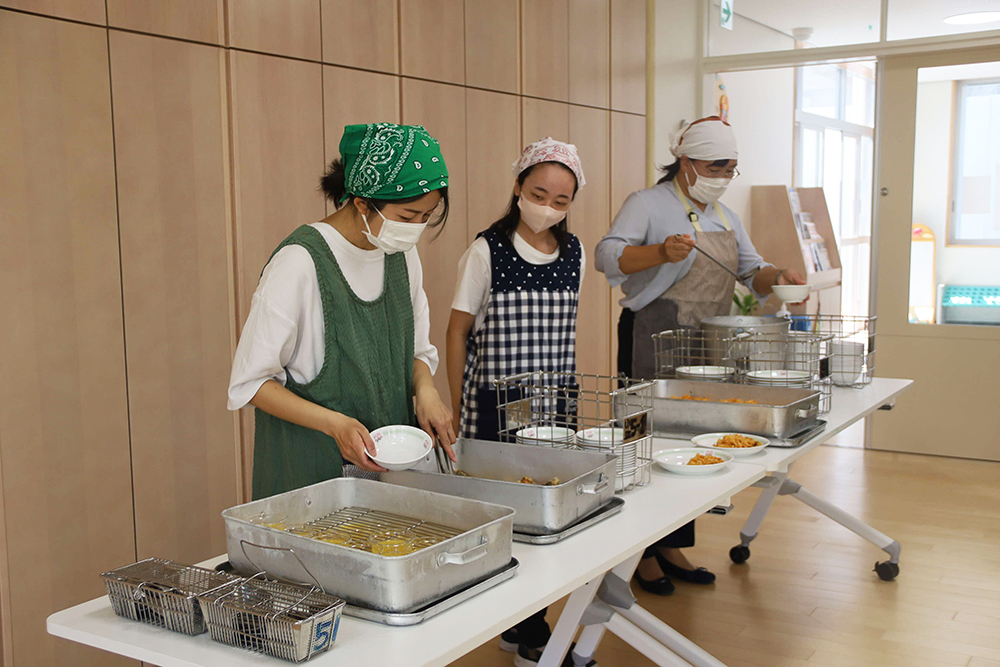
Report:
517,195,567,233
361,207,427,254
686,169,731,205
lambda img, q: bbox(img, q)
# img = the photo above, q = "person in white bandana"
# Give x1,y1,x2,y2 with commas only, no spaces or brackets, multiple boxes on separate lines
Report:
446,138,596,667
595,116,805,595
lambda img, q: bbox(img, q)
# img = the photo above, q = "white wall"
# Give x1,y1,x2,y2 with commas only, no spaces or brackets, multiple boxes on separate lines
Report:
914,80,1000,291
653,0,700,176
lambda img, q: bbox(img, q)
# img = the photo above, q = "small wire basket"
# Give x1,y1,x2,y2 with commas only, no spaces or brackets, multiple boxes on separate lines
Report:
198,574,346,663
101,558,241,635
652,329,740,382
736,331,834,413
789,315,876,387
494,371,655,492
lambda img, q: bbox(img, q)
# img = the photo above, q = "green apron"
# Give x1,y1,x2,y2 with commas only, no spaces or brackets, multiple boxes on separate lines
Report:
252,225,415,500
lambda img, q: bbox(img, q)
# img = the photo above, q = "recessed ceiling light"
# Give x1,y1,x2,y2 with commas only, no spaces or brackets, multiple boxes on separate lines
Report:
944,11,1000,25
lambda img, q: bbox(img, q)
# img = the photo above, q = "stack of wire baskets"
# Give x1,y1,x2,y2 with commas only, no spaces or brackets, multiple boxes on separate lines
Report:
494,371,655,492
102,558,345,663
789,315,876,388
652,328,836,413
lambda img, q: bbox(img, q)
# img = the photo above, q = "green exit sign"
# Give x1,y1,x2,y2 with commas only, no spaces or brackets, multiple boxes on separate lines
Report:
721,0,734,31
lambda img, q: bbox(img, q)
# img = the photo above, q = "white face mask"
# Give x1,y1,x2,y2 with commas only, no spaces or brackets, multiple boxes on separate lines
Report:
686,168,731,204
517,195,567,233
362,207,427,254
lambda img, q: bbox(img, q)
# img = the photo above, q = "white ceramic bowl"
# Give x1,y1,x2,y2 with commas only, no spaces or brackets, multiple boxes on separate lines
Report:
747,369,812,384
367,425,433,471
653,448,733,475
772,284,811,303
516,425,577,446
575,427,625,446
831,370,861,386
676,365,734,379
691,432,769,457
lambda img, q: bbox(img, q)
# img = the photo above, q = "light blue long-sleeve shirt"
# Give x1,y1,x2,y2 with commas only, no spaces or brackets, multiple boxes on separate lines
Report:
595,181,770,312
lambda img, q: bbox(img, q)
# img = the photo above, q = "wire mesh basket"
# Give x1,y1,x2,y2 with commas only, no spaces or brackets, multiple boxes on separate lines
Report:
652,329,740,382
101,558,241,635
788,314,876,387
198,574,346,663
494,371,655,492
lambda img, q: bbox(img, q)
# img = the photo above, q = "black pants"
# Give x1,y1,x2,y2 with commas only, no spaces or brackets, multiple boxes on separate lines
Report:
618,308,696,556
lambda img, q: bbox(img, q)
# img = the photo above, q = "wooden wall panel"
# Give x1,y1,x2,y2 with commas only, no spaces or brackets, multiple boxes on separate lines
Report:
109,32,239,563
321,0,398,73
400,0,465,85
323,67,400,215
0,0,104,24
107,0,224,44
230,52,326,492
569,0,610,109
228,0,322,61
611,0,646,114
522,97,569,146
0,13,135,666
466,90,521,238
402,79,469,402
521,0,568,101
465,0,519,94
570,106,611,377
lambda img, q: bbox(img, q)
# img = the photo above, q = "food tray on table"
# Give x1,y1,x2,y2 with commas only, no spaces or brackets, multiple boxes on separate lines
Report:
198,574,345,662
222,478,514,614
382,438,617,536
513,497,625,545
101,558,241,635
650,379,825,446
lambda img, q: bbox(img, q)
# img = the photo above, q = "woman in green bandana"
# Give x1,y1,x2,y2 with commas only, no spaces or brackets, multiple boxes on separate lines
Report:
228,123,457,499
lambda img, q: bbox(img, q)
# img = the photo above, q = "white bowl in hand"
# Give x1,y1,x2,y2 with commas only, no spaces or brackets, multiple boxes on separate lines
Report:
367,425,434,470
772,284,811,303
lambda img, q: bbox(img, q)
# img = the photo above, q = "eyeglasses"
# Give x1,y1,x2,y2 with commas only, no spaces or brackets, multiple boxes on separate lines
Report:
693,161,740,180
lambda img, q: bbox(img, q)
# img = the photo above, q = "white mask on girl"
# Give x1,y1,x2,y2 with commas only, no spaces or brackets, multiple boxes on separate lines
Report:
686,170,731,204
517,195,567,233
361,207,427,254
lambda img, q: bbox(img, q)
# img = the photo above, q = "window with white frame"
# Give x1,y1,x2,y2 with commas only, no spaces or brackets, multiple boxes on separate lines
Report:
795,62,876,317
951,79,1000,244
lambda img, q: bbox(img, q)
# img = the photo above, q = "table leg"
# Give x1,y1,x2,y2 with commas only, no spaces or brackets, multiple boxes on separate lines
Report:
538,572,604,667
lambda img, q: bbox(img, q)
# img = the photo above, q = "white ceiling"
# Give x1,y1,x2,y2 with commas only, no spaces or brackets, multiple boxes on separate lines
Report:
730,0,1000,48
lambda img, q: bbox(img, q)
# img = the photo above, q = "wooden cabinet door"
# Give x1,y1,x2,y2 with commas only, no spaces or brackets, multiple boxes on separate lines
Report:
569,0,610,109
229,51,326,492
109,32,239,563
611,0,646,114
402,79,468,402
521,0,569,101
107,0,224,43
0,12,135,666
570,106,612,377
522,98,570,147
466,90,521,237
228,0,322,60
400,0,465,85
465,0,519,93
1,0,105,24
321,0,398,73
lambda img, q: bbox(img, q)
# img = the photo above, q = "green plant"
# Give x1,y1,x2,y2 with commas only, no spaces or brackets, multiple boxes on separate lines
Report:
733,292,759,316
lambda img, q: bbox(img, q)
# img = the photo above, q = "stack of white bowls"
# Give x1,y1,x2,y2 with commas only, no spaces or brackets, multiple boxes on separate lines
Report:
515,425,577,447
576,427,636,475
746,369,812,388
676,365,734,381
830,340,865,386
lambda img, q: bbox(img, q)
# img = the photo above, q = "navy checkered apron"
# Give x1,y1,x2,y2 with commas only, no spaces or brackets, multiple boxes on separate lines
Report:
460,229,582,441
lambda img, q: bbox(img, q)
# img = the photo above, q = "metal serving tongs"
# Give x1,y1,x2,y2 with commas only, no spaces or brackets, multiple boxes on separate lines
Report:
433,437,456,475
675,234,760,283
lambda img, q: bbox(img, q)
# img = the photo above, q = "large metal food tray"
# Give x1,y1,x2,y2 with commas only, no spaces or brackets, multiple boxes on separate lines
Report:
514,497,625,545
651,379,822,440
223,478,515,614
382,439,617,535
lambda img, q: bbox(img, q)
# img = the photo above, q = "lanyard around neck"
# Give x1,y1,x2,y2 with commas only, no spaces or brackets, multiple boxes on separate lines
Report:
673,179,732,233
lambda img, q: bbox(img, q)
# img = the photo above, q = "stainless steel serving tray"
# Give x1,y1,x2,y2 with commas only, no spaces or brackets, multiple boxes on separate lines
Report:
382,439,617,536
651,379,822,440
223,478,514,614
513,497,625,545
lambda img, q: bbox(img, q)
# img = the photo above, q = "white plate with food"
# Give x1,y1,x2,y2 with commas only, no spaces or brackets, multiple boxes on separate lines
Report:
676,365,734,379
690,432,770,457
653,448,734,475
368,425,434,470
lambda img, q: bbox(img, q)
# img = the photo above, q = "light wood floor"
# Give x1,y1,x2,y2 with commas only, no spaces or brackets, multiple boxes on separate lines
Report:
449,444,1000,667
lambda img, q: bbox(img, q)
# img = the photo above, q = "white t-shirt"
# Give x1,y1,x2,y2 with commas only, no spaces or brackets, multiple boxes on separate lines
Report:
451,231,587,331
227,222,438,410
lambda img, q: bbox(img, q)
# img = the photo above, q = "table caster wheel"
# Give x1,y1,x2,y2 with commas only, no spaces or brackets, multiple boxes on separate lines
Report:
730,545,750,564
874,561,899,581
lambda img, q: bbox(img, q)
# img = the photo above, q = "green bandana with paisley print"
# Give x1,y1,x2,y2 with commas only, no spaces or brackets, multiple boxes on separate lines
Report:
339,122,449,202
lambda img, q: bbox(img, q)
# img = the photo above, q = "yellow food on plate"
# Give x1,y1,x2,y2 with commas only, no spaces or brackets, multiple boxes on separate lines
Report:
714,434,762,448
687,453,725,466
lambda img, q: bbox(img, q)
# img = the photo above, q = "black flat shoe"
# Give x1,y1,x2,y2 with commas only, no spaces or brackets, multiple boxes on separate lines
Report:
655,552,716,584
631,569,675,596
